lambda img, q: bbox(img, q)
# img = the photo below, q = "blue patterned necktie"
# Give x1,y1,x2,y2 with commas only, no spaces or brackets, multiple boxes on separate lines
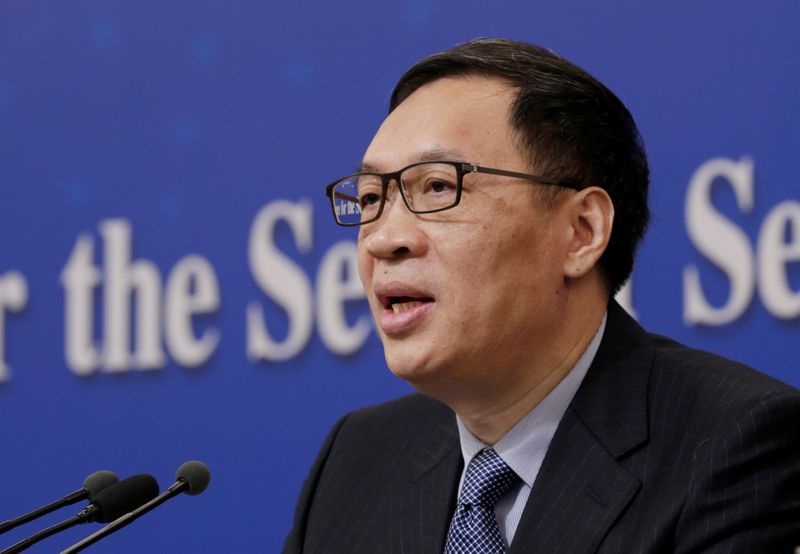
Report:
444,448,520,554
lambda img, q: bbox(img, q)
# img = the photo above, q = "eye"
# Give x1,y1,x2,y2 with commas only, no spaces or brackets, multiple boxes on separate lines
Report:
359,192,382,208
356,177,383,210
424,178,457,194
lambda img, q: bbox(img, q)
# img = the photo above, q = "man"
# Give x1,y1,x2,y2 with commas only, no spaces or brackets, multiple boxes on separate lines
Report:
284,39,800,553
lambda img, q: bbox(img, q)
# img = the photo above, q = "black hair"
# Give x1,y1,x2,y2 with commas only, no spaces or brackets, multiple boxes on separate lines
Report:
390,38,649,294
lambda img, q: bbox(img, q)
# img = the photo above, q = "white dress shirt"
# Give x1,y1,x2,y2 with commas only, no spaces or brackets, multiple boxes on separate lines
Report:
454,314,607,547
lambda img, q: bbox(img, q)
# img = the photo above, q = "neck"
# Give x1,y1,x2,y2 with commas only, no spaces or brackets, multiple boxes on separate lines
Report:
451,288,608,445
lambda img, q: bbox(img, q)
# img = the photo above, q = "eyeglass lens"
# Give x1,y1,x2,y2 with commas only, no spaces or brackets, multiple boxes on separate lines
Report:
332,162,460,225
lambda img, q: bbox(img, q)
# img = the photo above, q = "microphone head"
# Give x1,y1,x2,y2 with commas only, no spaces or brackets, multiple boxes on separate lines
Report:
82,470,119,499
91,474,160,522
175,461,210,496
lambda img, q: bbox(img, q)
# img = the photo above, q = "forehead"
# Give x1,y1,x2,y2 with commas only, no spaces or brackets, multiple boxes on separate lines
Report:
363,76,522,171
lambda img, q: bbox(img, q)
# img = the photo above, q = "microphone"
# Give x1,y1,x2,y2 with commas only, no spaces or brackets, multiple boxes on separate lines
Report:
0,474,159,554
60,461,211,554
0,471,118,535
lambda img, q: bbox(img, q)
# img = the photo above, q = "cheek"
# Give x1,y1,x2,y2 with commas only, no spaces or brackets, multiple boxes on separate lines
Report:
444,221,532,278
452,225,553,310
357,246,372,285
436,233,509,316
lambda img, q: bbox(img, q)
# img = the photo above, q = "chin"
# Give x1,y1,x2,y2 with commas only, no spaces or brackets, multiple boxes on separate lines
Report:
384,348,443,386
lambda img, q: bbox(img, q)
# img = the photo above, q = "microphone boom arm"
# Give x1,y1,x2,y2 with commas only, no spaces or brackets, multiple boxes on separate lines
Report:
0,490,84,535
59,480,188,554
0,516,82,554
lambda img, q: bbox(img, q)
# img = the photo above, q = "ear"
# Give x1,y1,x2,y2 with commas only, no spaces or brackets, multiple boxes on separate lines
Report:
562,187,614,279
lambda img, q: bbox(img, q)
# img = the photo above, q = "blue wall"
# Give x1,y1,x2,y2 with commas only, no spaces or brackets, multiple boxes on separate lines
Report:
1,2,798,551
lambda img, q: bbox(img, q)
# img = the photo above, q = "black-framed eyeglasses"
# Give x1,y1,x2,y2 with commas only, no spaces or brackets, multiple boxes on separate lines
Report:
325,160,582,226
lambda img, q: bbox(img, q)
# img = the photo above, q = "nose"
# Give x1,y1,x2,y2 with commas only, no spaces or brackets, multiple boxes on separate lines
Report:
360,183,427,260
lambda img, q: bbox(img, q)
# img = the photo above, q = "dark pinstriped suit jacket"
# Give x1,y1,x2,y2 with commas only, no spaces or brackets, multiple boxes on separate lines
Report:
284,302,800,553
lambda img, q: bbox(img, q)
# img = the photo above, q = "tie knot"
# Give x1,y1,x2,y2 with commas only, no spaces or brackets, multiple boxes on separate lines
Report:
460,448,519,508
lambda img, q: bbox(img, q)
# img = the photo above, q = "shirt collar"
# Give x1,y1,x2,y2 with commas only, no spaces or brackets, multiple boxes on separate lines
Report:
456,313,607,487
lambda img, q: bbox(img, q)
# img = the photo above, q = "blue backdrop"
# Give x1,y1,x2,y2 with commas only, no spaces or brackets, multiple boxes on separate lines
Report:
1,2,799,552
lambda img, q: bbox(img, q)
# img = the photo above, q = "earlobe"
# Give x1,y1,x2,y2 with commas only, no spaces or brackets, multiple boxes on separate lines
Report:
563,187,614,279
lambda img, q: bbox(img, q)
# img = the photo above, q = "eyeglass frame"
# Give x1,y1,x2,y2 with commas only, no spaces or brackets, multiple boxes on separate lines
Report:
324,160,584,227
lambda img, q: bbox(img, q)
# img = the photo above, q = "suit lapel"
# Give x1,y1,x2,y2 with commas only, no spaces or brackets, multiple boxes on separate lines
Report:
507,409,642,553
509,301,653,553
400,407,462,553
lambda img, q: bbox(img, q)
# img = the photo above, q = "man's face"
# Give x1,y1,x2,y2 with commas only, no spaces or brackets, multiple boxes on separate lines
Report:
358,76,571,399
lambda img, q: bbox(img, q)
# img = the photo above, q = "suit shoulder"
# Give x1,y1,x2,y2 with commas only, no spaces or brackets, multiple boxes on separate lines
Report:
649,333,799,415
346,392,453,424
311,394,459,498
330,393,458,447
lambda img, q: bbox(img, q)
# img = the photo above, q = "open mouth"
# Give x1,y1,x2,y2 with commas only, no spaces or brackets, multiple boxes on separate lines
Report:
384,296,434,314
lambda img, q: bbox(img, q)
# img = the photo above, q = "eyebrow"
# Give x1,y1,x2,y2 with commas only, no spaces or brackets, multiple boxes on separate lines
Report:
359,147,469,173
